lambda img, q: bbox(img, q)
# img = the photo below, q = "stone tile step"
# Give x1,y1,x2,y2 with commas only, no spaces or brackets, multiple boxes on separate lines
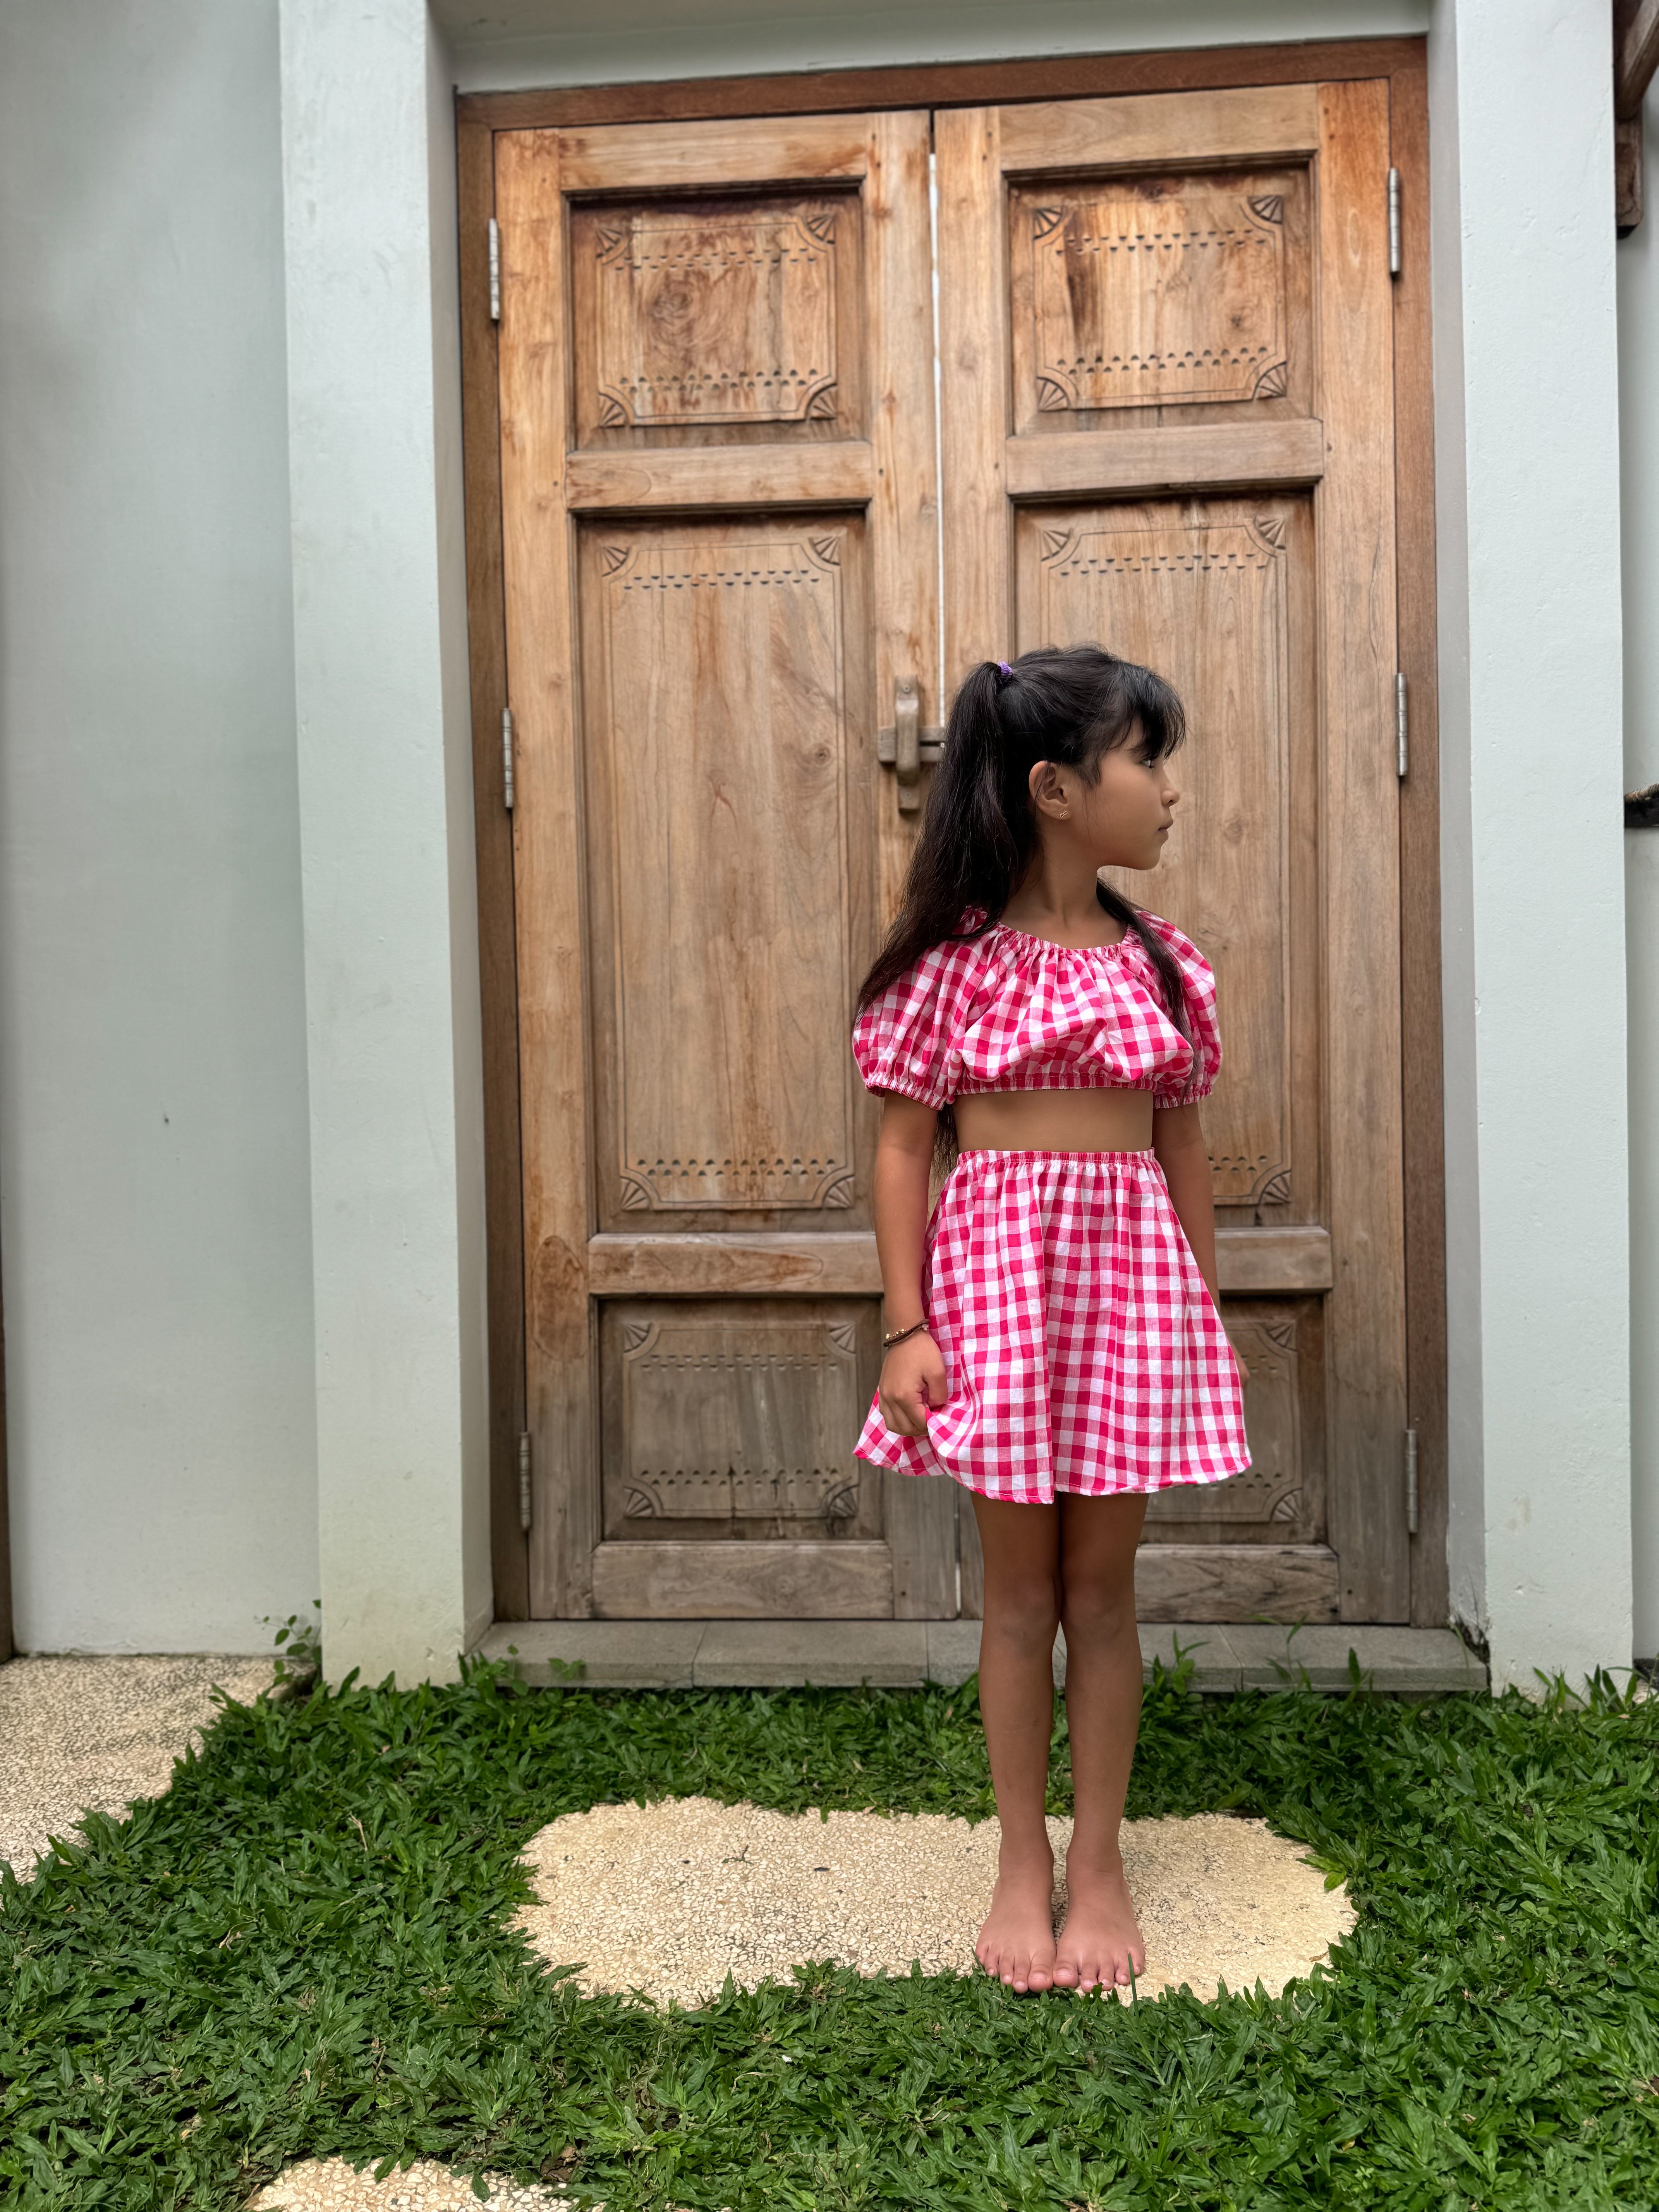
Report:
477,1620,1486,1695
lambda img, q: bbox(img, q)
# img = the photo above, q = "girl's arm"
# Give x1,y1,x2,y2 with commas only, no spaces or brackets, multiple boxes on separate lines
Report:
871,1094,948,1437
1151,1102,1220,1306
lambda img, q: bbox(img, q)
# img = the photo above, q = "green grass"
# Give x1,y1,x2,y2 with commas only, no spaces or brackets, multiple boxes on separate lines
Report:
3,1659,1658,2211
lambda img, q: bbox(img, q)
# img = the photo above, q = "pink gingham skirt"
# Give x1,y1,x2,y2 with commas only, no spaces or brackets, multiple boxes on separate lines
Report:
855,1149,1250,1503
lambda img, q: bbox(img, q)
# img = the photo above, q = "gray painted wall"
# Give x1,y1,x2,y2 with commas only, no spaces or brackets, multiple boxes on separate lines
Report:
0,1,318,1651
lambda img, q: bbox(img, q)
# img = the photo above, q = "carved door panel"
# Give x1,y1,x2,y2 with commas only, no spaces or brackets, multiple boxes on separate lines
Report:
496,115,948,1617
938,82,1408,1623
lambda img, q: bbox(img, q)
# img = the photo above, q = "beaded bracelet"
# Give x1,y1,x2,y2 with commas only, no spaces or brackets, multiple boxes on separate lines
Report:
881,1319,932,1352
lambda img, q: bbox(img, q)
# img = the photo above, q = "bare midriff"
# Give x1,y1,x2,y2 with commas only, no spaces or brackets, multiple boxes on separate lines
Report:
952,1086,1154,1154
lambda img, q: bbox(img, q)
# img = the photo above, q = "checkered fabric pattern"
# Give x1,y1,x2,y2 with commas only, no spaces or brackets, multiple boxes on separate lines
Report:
850,914,1220,1111
855,1149,1249,1501
852,913,1242,1501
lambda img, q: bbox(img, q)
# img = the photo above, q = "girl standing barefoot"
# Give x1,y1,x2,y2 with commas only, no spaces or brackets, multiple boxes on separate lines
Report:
852,647,1248,1996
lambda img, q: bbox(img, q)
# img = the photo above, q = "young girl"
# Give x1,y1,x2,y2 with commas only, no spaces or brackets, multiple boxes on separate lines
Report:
852,646,1249,1997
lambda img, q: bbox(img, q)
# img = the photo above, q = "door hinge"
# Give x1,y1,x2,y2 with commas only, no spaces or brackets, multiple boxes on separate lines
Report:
1404,1427,1419,1536
501,706,515,811
1395,672,1408,779
1387,167,1401,276
517,1432,532,1534
488,216,501,321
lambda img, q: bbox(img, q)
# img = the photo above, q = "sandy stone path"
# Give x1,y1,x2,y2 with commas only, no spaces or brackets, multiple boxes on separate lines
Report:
0,1653,275,1878
247,2160,566,2210
514,1795,1354,2008
255,1800,1351,2207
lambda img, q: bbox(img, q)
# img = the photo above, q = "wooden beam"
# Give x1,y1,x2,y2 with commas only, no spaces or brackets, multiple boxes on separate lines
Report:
587,1225,1333,1297
459,37,1426,135
592,1541,894,1619
1388,46,1451,1631
1618,113,1646,233
1133,1544,1340,1624
566,442,874,514
588,1233,883,1296
459,113,531,1622
1617,0,1659,117
1003,420,1325,502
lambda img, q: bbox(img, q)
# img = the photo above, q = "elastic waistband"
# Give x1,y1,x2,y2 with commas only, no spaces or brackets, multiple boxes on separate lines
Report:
951,1146,1160,1169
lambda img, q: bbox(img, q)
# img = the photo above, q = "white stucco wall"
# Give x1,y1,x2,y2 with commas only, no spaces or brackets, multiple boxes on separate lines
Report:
279,0,492,1686
1620,99,1659,1668
436,0,1430,91
0,0,319,1652
1431,0,1632,1689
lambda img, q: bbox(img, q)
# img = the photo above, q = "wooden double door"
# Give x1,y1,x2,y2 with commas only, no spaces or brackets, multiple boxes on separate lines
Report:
489,75,1411,1624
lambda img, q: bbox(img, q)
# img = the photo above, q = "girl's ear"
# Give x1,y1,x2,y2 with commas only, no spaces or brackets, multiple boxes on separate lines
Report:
1029,758,1068,820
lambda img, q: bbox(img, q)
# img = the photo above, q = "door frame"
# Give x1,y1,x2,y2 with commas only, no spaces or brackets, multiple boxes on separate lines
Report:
455,33,1447,1630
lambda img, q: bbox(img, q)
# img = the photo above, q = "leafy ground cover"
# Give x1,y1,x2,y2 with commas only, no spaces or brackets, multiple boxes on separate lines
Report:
3,1658,1657,2212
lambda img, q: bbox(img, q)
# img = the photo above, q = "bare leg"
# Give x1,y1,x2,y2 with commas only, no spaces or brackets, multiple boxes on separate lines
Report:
969,1494,1065,1992
1053,1492,1148,1992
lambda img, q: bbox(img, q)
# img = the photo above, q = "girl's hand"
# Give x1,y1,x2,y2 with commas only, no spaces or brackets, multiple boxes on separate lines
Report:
878,1330,946,1437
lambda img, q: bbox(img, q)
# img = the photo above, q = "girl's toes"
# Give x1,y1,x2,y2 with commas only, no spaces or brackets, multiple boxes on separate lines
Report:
1060,1946,1101,1993
1009,1947,1052,1992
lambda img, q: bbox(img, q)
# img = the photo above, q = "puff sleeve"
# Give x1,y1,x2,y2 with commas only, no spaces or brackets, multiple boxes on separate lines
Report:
851,936,986,1110
1141,915,1223,1107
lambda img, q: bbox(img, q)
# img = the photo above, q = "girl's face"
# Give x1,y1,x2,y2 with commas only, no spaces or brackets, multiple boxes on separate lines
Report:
1029,726,1181,873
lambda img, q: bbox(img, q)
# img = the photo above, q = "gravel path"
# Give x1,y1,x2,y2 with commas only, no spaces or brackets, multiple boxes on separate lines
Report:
249,2160,564,2210
514,1795,1354,2008
0,1653,273,1878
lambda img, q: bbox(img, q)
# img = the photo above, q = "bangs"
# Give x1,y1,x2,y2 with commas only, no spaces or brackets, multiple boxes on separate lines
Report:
1084,659,1187,764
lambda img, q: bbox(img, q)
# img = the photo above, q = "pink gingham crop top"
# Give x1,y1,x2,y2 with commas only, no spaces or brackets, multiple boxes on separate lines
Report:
852,910,1220,1111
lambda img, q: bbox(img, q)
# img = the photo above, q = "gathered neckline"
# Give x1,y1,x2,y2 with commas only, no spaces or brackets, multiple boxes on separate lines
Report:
986,919,1133,958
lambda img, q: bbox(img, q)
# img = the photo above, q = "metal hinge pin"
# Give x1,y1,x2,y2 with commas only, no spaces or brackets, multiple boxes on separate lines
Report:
1395,672,1408,780
517,1433,532,1534
1387,168,1401,276
488,217,501,322
1405,1427,1419,1536
502,706,515,811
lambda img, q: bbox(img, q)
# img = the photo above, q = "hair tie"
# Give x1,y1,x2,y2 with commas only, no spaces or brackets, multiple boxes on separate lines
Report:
994,660,1013,686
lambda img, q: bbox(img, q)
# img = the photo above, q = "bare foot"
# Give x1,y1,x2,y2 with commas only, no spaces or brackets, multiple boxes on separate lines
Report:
976,1846,1061,1992
1056,1854,1146,1994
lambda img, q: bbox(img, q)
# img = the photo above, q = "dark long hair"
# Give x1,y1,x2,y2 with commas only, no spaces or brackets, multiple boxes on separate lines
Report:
857,645,1192,1133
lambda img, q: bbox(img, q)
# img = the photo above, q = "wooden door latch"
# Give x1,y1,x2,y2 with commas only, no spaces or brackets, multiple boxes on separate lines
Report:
876,676,944,811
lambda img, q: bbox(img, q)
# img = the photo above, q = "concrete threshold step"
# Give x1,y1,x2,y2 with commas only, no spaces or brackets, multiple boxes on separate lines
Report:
476,1619,1487,1696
